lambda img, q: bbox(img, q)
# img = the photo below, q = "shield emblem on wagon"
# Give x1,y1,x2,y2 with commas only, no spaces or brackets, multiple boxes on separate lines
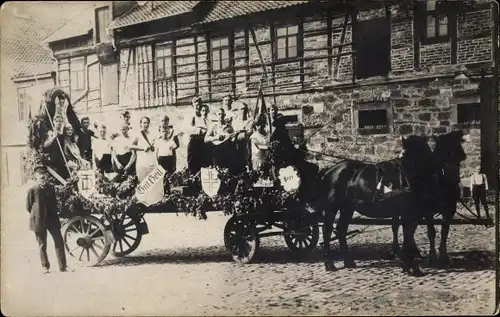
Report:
201,167,221,198
77,170,96,199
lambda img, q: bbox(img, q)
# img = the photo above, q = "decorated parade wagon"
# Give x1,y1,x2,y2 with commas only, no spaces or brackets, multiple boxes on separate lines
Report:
26,88,320,267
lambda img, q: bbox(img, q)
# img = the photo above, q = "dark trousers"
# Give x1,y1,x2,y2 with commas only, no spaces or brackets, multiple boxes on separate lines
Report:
472,184,489,218
187,135,207,175
115,152,136,175
158,155,176,174
95,154,113,173
35,226,67,270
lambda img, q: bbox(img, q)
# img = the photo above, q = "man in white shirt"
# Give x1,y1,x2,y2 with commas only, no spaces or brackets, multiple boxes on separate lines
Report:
469,166,490,220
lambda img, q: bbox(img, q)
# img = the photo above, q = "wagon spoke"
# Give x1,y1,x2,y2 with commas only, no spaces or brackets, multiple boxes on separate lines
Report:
86,248,90,261
70,224,82,234
89,228,101,238
124,233,137,241
90,245,99,258
125,228,137,232
123,220,136,228
94,242,104,250
119,240,124,253
70,245,80,254
92,236,105,242
122,237,132,249
112,242,117,252
78,247,85,261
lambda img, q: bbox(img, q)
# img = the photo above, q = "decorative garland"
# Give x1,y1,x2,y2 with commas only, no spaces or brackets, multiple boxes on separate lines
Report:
26,106,302,220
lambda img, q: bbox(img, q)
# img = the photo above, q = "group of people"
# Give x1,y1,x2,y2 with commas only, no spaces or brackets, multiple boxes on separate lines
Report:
42,93,296,184
186,95,278,175
42,109,180,182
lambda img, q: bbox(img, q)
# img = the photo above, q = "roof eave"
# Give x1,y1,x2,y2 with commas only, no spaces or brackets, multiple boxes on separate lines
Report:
44,29,93,44
109,10,194,30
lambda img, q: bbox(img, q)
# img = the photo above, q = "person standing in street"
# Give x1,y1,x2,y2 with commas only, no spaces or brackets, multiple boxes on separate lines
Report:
469,165,491,220
26,166,71,274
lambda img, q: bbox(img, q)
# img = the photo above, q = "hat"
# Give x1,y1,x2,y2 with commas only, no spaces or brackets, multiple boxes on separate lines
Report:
272,114,286,127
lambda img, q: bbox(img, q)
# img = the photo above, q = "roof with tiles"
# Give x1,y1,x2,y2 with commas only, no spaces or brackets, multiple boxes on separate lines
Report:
0,2,93,79
44,3,99,43
108,1,201,29
195,0,310,24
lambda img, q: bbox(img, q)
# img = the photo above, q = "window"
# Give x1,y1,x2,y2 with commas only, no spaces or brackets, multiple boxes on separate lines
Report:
354,103,392,135
96,6,110,43
155,44,173,79
70,57,86,92
17,87,28,121
211,37,230,71
354,18,391,79
101,63,119,105
275,25,298,60
457,103,481,124
420,0,452,43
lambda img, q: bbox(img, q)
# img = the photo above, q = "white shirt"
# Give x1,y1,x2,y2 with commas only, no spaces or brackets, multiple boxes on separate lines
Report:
250,132,270,159
93,138,112,159
113,135,133,155
470,173,488,190
156,138,176,157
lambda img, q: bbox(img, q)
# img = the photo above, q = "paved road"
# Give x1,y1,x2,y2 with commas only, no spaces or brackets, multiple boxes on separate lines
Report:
1,186,497,316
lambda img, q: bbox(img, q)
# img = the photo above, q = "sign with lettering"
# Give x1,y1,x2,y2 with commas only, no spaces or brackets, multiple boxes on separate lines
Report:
253,178,274,188
77,170,96,199
136,166,166,207
201,167,221,198
278,166,301,193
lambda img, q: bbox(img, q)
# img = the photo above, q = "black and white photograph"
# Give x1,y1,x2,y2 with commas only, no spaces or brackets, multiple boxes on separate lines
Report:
0,0,498,315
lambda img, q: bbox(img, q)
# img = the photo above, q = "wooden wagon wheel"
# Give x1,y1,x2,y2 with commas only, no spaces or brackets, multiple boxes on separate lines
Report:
224,216,260,264
63,215,111,267
284,224,319,255
108,212,146,257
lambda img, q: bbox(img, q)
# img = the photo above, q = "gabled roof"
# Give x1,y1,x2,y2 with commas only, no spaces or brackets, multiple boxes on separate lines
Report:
44,3,98,43
195,0,310,24
0,2,90,79
108,1,201,29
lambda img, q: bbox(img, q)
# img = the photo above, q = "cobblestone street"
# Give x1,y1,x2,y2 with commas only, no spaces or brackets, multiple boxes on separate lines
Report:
1,187,497,316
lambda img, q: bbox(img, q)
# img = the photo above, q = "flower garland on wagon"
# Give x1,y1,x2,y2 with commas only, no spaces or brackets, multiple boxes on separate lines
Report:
25,100,300,220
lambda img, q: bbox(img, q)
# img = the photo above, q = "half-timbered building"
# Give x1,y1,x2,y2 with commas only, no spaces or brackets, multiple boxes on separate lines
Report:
46,0,499,187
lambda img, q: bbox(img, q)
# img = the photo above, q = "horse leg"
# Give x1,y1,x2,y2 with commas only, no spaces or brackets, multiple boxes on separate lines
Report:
386,216,400,260
323,206,338,271
438,207,454,268
425,216,438,266
337,206,356,269
401,221,424,277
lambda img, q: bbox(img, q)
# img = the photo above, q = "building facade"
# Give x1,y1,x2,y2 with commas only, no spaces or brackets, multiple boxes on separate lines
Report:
47,0,499,187
0,3,93,187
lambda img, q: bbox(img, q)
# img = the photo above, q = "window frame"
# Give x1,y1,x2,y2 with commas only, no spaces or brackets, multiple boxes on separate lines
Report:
456,102,481,127
95,5,111,44
210,36,231,73
17,87,28,122
274,24,300,61
70,56,86,93
353,102,393,135
419,0,455,45
155,43,174,80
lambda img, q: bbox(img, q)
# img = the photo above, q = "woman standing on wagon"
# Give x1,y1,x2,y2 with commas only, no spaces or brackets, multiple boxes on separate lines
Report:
130,116,157,182
112,125,136,176
187,104,209,174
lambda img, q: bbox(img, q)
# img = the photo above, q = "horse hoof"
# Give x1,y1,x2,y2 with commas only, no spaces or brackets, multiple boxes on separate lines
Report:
344,260,357,269
411,269,425,277
428,254,438,266
324,262,337,272
439,257,451,268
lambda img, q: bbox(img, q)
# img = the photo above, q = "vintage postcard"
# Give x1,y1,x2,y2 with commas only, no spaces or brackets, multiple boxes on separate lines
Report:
1,1,498,316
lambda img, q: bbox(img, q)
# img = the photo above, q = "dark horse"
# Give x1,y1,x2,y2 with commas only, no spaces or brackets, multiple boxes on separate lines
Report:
315,130,467,276
392,131,467,267
315,152,426,276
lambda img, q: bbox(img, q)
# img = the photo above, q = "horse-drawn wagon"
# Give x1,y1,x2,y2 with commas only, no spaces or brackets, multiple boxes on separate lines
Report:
60,163,320,267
